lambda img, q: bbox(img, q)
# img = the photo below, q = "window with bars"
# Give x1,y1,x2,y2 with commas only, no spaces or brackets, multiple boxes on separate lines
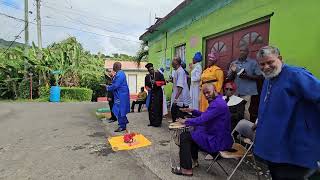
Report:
175,44,186,63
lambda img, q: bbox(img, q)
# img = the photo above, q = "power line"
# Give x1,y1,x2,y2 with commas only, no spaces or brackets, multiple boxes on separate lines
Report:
45,12,138,38
0,1,21,10
42,4,123,26
42,2,141,28
40,24,140,43
1,24,27,57
42,1,123,24
0,11,141,46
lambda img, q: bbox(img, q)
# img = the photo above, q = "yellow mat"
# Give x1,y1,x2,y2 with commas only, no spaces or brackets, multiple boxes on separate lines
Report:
108,134,152,151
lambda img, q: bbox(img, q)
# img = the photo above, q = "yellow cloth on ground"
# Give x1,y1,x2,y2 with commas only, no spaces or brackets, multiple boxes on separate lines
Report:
199,65,224,112
108,134,151,151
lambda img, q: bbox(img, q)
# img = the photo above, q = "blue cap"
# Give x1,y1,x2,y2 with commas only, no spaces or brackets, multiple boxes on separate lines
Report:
193,52,202,62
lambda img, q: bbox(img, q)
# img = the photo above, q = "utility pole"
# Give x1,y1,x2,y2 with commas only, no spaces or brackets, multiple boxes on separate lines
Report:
36,0,42,49
24,0,29,77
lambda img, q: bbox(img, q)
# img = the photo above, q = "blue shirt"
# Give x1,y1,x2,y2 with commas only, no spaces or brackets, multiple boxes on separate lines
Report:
107,70,130,118
228,58,261,96
254,64,320,168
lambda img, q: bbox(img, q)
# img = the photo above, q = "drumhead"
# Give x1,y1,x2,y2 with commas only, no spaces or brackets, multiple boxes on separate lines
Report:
169,122,186,129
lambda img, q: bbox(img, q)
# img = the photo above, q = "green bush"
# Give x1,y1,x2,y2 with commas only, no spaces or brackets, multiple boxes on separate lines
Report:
39,86,50,98
18,78,39,99
37,86,92,102
60,87,93,101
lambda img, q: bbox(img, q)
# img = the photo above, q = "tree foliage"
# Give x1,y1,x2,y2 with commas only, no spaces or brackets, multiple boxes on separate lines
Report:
0,37,105,100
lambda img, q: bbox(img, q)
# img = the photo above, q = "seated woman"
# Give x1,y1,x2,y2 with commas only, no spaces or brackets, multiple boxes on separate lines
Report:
171,83,233,176
223,81,247,130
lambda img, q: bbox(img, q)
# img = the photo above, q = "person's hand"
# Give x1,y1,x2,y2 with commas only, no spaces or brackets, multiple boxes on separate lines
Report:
230,63,237,72
239,71,250,79
180,108,193,113
251,124,257,131
107,98,112,101
177,118,187,124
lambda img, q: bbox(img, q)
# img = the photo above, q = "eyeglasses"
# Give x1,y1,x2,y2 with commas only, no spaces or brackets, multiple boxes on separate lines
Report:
225,88,233,91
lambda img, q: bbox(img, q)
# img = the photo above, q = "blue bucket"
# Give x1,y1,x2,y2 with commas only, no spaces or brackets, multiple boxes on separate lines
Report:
50,86,61,102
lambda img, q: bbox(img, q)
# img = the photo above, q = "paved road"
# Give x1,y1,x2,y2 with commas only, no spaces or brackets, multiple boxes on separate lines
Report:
0,102,159,180
0,102,267,180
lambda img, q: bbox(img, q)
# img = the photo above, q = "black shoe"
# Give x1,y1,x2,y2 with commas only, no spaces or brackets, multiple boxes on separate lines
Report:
108,119,116,123
114,127,126,132
147,124,153,126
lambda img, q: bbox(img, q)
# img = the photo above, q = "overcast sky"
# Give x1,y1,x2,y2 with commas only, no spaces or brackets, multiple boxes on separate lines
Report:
0,0,183,55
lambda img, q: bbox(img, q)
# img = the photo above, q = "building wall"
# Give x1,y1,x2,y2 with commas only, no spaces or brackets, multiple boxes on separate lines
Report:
147,0,320,87
123,70,148,94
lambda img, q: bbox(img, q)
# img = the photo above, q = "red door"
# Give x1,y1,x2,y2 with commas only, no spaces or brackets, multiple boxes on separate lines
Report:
232,21,270,59
205,33,233,76
205,21,270,122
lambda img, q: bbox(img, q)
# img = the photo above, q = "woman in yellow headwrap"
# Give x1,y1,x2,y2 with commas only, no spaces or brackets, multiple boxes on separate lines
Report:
199,52,224,112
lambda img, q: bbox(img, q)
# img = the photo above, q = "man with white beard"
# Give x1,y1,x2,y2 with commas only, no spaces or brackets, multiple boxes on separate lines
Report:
254,46,320,179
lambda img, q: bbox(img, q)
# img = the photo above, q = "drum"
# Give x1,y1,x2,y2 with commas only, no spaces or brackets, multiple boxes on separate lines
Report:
169,122,190,146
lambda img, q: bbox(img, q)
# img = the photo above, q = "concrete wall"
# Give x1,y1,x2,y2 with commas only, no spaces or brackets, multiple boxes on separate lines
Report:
147,0,320,100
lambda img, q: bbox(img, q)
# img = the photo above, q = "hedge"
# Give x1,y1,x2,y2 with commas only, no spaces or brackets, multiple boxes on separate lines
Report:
39,86,93,102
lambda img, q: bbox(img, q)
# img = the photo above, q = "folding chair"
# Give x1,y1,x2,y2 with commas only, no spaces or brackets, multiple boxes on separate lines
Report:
206,120,260,180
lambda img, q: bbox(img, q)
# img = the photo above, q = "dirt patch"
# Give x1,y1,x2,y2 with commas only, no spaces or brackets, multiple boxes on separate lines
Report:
89,143,114,157
87,132,106,138
71,145,86,151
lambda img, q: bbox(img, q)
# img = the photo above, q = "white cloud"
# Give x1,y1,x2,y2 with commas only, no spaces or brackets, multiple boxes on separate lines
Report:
0,0,183,55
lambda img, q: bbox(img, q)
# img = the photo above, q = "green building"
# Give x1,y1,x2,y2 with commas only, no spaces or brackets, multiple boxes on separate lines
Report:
139,0,320,98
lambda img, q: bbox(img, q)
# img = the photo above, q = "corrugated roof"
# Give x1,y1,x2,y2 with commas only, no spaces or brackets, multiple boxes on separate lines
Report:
104,59,148,71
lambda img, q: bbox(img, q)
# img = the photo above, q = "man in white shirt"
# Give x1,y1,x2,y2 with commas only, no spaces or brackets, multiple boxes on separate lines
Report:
170,57,191,122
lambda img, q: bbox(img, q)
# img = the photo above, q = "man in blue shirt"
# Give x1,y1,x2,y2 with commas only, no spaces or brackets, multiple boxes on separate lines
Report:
227,46,262,121
103,62,130,132
254,46,320,179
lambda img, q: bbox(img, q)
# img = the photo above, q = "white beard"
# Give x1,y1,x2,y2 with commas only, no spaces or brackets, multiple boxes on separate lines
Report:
262,66,282,79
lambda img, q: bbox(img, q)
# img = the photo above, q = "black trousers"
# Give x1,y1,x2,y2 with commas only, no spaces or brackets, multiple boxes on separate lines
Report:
179,132,199,169
171,104,189,122
108,101,117,120
131,100,145,112
267,161,313,180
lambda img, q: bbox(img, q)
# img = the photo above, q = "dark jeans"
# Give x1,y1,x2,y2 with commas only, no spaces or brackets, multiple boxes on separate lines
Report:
108,101,117,120
266,161,313,180
171,104,189,122
179,132,199,169
131,100,145,112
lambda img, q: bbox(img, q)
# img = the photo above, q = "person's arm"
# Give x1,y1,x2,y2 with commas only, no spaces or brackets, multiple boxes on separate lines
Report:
174,70,184,102
145,75,152,89
227,62,237,80
292,68,320,111
107,72,123,91
239,61,263,81
215,69,224,93
191,64,202,82
191,109,202,117
185,104,223,126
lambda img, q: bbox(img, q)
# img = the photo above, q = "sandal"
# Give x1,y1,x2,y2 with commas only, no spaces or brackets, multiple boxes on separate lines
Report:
171,167,193,177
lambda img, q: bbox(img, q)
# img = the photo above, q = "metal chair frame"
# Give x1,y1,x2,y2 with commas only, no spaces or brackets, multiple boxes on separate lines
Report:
206,121,260,180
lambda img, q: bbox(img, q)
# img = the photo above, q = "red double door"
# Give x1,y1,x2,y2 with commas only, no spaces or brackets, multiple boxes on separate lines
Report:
205,21,270,121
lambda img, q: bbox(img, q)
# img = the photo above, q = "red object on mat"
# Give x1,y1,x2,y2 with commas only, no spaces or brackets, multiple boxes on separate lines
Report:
123,132,136,143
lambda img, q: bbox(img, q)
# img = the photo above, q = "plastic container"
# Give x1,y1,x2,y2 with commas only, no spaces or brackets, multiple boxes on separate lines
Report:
50,86,61,102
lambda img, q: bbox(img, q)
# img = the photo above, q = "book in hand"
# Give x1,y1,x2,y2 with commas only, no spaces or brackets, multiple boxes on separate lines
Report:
237,68,245,76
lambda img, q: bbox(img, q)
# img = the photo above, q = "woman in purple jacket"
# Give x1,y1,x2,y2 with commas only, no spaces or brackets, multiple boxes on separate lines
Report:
171,83,233,176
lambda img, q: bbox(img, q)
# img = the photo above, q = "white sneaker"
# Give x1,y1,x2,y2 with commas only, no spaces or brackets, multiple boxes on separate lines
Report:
205,154,213,160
